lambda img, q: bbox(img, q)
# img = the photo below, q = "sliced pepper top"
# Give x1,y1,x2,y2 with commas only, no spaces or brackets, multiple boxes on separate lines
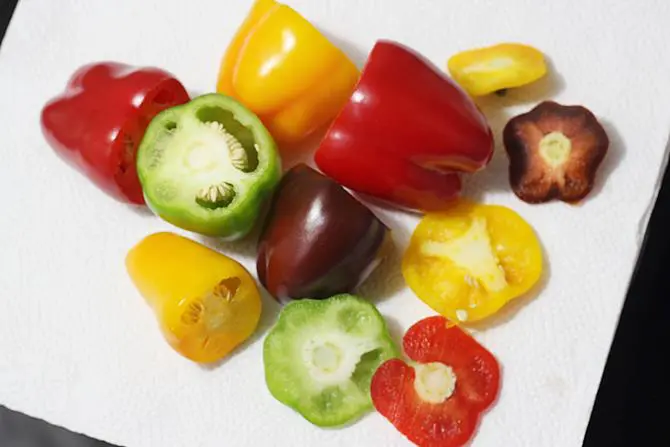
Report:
503,101,610,204
136,93,281,240
263,294,399,427
371,316,500,447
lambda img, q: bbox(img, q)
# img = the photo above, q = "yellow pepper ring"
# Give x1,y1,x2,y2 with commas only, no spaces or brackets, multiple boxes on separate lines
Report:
447,43,547,97
401,201,543,324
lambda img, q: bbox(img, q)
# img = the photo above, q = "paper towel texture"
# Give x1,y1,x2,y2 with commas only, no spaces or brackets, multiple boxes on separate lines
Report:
1,0,670,446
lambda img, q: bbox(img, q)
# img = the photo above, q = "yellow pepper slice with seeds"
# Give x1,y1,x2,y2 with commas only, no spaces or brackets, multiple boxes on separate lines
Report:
126,232,261,363
402,201,543,323
448,43,547,96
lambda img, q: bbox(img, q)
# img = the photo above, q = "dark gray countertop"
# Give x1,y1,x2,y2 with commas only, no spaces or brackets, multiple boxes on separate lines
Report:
0,406,115,447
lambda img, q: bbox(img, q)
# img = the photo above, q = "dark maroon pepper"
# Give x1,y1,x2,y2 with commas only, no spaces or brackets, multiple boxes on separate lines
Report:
257,164,389,302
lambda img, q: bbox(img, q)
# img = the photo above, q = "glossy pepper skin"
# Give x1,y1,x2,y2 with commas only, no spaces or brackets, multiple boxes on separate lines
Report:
126,232,262,364
257,164,389,303
216,0,359,147
402,201,543,324
136,93,281,240
41,62,190,204
448,43,547,97
315,40,494,212
371,316,500,447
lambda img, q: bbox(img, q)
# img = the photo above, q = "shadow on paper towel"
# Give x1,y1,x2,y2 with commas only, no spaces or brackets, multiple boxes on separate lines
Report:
356,210,413,303
581,118,625,203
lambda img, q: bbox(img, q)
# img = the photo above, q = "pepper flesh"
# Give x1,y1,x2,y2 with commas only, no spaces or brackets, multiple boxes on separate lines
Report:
136,93,281,240
257,164,389,302
126,232,262,363
371,316,500,447
264,294,399,427
41,62,190,204
217,0,359,147
402,201,543,323
448,43,547,97
315,40,494,212
504,101,610,203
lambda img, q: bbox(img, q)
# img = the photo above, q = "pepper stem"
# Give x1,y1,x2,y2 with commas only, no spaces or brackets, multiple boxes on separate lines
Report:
414,362,457,404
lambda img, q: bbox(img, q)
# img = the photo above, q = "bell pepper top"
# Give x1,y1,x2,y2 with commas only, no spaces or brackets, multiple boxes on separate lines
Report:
136,93,281,240
503,100,609,204
257,163,389,302
217,0,359,147
315,40,494,212
371,316,500,447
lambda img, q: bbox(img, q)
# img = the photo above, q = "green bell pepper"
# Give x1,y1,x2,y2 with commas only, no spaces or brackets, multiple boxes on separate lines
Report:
137,93,281,240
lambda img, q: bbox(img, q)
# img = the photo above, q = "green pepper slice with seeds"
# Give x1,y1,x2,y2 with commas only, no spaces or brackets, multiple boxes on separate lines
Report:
136,93,281,240
263,294,400,427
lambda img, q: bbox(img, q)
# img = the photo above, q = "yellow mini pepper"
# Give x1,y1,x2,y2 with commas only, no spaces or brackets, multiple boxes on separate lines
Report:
217,0,359,147
448,43,547,96
126,232,262,363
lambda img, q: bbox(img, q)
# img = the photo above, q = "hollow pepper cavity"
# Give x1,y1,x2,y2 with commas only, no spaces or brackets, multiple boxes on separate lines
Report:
136,93,281,240
216,0,359,147
257,164,389,302
402,201,543,324
371,316,500,447
41,62,190,204
315,40,494,212
126,232,262,364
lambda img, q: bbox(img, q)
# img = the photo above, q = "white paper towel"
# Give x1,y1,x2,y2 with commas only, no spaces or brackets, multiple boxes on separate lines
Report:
1,0,670,446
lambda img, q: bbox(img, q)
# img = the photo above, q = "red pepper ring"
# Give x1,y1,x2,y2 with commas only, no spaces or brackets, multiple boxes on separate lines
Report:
371,316,500,447
41,62,190,204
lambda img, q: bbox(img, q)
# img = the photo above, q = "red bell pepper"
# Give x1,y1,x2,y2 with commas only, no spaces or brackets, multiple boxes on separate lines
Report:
371,316,500,447
314,40,494,212
41,62,190,204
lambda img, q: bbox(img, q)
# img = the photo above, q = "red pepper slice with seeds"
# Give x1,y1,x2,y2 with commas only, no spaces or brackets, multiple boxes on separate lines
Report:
371,316,500,447
41,62,190,204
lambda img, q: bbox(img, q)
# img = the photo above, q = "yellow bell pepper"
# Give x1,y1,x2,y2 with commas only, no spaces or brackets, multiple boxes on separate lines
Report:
402,201,543,324
216,0,359,147
126,232,262,363
447,43,547,96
